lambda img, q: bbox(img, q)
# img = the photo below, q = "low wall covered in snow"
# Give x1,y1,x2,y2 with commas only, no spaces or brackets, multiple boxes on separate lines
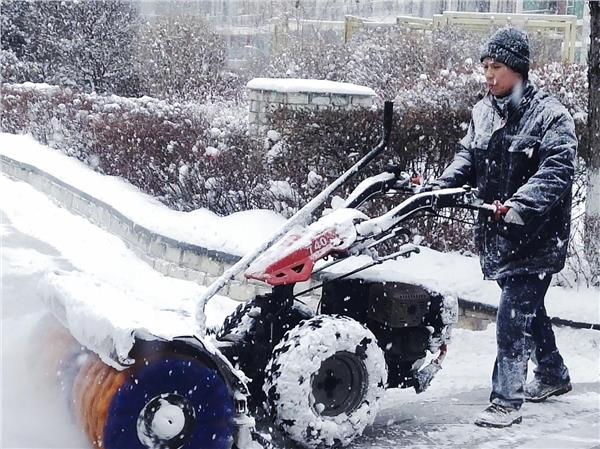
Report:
3,152,597,332
1,152,492,329
0,154,272,302
246,78,377,134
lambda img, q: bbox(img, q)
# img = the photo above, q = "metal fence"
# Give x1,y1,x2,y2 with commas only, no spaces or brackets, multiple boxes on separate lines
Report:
138,2,591,66
280,9,589,64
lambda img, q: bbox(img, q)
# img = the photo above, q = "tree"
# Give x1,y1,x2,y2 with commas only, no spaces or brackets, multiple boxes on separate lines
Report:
1,0,31,57
1,0,140,95
585,0,600,284
1,1,63,80
136,16,227,100
58,0,140,95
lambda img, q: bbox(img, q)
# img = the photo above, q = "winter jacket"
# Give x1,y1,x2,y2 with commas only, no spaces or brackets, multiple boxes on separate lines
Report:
434,82,577,279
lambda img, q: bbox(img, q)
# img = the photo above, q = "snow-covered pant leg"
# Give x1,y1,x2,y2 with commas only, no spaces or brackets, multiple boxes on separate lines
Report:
490,274,552,409
530,285,570,384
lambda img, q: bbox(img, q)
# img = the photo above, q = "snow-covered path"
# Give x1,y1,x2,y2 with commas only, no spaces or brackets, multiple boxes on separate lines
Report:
2,173,600,448
360,384,600,449
1,207,88,447
0,175,239,447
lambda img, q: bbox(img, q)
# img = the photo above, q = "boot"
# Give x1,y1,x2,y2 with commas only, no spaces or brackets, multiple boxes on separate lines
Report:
524,378,572,403
474,403,522,428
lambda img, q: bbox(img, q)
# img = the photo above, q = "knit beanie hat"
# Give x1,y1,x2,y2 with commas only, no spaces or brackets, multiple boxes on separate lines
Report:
480,27,530,79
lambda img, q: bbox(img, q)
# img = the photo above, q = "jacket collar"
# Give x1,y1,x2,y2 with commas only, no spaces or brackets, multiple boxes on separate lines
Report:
507,81,536,116
487,81,536,124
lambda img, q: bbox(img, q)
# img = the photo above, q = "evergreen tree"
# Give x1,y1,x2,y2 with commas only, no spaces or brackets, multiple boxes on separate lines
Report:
1,0,140,95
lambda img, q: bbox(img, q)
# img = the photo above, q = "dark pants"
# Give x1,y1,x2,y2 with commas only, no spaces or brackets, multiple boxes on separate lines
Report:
490,274,570,409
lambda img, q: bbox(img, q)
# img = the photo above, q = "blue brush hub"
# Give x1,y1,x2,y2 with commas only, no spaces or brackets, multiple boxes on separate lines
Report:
103,354,235,449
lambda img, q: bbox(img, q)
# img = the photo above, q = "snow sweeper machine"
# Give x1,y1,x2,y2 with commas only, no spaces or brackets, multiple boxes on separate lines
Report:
44,102,505,449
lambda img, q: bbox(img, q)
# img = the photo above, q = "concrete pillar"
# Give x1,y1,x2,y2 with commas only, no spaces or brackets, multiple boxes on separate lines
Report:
246,78,376,136
515,0,523,14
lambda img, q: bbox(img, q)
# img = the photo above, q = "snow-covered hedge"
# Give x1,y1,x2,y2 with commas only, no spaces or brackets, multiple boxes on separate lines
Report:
1,54,589,258
0,83,251,211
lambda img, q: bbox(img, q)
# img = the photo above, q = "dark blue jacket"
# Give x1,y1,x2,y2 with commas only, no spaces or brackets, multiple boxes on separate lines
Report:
435,82,577,279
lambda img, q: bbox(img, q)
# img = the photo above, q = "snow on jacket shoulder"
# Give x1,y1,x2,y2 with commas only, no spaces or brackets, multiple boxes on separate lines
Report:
435,82,577,279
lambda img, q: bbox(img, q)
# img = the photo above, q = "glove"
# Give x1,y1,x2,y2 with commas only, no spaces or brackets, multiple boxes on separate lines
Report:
492,200,510,222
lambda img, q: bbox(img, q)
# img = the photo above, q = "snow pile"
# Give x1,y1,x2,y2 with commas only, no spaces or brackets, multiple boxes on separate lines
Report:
0,173,240,369
247,78,376,96
39,269,200,368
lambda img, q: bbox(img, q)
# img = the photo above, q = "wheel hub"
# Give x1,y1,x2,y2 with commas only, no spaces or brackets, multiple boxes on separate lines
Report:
311,352,367,417
137,393,196,449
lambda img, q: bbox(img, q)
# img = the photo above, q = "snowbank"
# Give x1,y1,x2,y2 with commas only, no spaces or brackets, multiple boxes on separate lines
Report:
0,133,285,257
1,132,598,325
1,173,239,369
246,78,376,96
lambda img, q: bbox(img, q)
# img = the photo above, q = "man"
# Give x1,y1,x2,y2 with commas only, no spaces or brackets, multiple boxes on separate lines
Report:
426,27,576,428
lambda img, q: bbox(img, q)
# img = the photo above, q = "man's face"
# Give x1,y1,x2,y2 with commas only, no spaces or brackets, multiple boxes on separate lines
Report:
482,57,523,98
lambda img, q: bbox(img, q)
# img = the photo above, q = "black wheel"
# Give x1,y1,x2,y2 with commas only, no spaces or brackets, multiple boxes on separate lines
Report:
217,294,314,408
263,315,387,448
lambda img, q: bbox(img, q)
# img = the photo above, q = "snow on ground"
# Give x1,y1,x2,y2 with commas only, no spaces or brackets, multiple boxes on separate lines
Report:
0,173,241,368
1,138,599,448
1,207,88,448
360,383,600,448
360,327,600,448
0,177,240,447
1,132,598,325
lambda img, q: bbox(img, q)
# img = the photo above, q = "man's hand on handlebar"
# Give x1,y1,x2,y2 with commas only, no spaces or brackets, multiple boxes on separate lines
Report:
492,200,525,225
492,200,510,222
